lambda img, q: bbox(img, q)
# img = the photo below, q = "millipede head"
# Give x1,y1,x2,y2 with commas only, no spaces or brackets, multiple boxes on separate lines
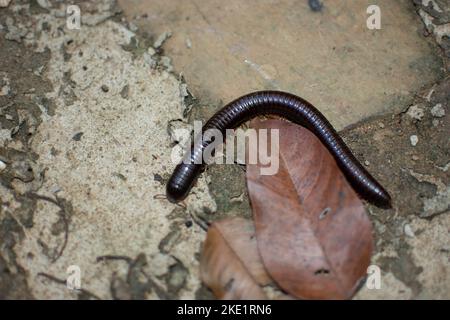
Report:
166,163,203,203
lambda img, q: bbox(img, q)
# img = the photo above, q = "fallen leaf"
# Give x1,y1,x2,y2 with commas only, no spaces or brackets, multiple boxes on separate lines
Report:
246,118,373,299
200,217,293,300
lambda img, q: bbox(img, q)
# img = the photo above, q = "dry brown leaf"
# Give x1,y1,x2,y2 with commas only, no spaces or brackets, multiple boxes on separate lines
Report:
200,217,268,299
200,217,294,300
246,118,373,300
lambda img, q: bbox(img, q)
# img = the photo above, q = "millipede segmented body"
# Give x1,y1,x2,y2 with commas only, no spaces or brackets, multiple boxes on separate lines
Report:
166,91,392,208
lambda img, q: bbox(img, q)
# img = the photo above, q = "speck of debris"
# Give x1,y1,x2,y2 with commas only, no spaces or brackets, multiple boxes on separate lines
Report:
120,85,129,99
406,104,425,121
430,103,445,118
36,0,52,9
410,135,418,146
404,224,415,238
101,85,109,93
0,160,6,172
33,65,45,76
0,0,12,8
153,31,172,49
50,185,61,193
113,172,127,181
308,0,323,12
160,56,173,72
185,220,193,228
1,75,11,96
364,160,370,166
159,229,181,254
72,132,83,141
154,173,163,183
50,147,59,156
185,38,192,49
147,46,156,57
128,22,138,32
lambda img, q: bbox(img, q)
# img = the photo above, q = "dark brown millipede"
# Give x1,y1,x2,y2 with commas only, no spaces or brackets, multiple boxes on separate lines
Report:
166,91,392,208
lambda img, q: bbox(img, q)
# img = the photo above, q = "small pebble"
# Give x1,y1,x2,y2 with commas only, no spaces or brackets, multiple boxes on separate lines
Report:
432,119,440,127
430,103,445,118
153,31,172,49
404,224,415,238
120,85,129,99
147,47,156,56
154,173,163,182
34,65,44,76
101,85,109,93
364,160,370,166
185,38,192,49
72,132,83,141
37,0,51,9
128,22,138,32
410,135,418,146
0,83,10,96
0,160,6,172
412,155,419,161
378,122,385,128
406,104,424,121
0,0,12,8
160,56,173,72
50,185,61,193
308,0,323,12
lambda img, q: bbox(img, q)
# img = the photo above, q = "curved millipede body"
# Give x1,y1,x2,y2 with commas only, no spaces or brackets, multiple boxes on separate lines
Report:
166,91,392,208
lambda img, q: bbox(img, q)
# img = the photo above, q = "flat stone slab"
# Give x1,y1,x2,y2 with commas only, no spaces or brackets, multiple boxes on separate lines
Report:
121,0,442,129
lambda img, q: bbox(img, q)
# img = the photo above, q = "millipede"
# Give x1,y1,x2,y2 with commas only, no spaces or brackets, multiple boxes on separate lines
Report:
166,91,392,208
